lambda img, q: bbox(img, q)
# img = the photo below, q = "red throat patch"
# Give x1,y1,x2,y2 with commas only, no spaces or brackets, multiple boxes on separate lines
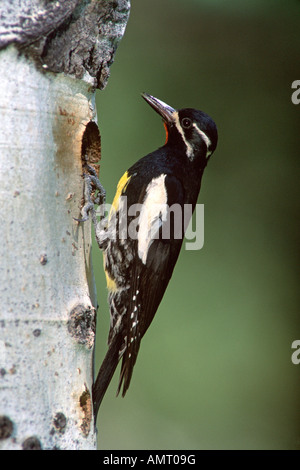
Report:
163,122,169,144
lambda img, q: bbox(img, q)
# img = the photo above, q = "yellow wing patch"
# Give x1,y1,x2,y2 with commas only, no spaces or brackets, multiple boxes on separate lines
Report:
111,171,131,213
103,253,118,292
105,270,118,292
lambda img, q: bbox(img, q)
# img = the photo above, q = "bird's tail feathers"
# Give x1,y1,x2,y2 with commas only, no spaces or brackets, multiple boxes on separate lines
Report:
92,333,123,421
93,325,142,420
116,338,141,398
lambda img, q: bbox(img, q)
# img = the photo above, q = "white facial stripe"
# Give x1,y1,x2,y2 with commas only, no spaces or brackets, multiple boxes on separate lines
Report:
138,174,168,264
173,112,194,159
192,123,212,157
174,112,212,159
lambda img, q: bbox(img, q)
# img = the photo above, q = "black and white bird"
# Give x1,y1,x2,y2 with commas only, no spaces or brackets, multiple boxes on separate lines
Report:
81,93,218,419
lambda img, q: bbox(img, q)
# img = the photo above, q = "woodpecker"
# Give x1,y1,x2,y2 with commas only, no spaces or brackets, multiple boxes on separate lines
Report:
81,93,218,419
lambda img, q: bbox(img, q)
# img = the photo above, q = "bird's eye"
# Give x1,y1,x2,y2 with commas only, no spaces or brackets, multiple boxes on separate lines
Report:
181,117,192,129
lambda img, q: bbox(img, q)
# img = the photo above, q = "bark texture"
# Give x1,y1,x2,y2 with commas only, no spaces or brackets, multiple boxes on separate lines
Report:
0,0,130,450
0,0,130,88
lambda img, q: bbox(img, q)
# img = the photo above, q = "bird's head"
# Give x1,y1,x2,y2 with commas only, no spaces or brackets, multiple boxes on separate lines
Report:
142,92,218,164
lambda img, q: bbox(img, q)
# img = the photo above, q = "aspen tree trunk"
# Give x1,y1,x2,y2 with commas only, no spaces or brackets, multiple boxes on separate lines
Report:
0,0,130,450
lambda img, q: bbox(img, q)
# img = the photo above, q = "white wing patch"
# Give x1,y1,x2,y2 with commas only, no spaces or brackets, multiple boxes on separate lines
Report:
138,174,168,264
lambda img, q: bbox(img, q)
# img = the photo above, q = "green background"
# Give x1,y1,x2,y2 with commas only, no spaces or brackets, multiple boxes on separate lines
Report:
93,0,300,449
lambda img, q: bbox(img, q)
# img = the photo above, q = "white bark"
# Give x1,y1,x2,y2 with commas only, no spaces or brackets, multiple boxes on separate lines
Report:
0,0,130,450
0,45,96,450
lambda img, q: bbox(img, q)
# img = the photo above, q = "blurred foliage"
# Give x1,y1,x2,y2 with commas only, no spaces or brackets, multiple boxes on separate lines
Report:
93,0,300,449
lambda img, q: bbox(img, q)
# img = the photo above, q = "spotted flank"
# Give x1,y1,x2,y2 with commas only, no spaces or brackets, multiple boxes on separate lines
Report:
116,287,142,396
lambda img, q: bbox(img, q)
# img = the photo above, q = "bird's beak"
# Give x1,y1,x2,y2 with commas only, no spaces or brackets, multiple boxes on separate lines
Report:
142,93,175,125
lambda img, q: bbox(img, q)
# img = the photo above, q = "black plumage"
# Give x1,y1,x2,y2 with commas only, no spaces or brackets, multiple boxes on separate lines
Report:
91,94,218,419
